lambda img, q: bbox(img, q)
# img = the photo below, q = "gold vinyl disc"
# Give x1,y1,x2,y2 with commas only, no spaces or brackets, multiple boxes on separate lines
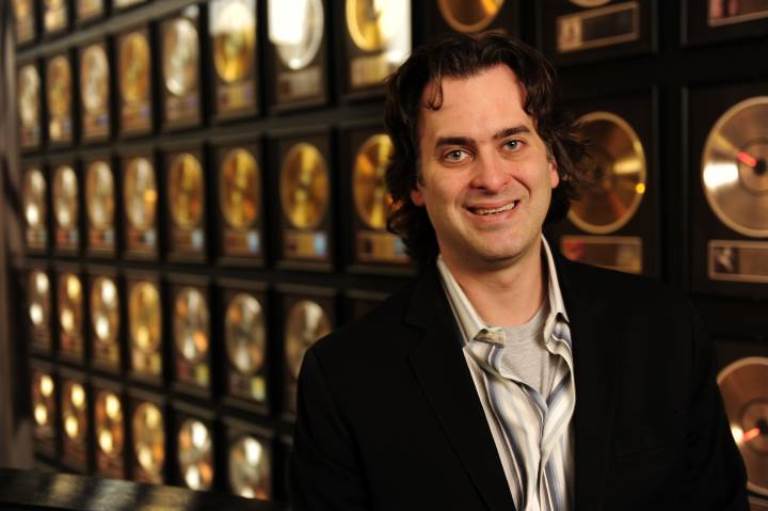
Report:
163,18,200,96
345,0,405,52
437,0,504,33
119,32,151,104
53,165,78,230
59,273,83,337
13,0,33,19
28,271,50,331
228,436,271,499
212,0,256,83
124,157,157,231
80,44,109,113
285,300,331,379
173,287,209,364
62,381,87,442
568,111,646,234
86,161,114,230
269,0,324,70
169,153,204,230
225,293,265,375
717,357,768,496
280,143,330,229
32,371,55,431
353,134,394,230
702,97,768,238
47,56,71,118
23,168,46,229
18,65,40,127
128,282,161,353
90,277,119,345
95,391,124,458
220,148,261,230
178,419,214,491
132,402,165,477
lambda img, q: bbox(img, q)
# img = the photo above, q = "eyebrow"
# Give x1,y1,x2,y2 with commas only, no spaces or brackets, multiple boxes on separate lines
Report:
434,125,532,149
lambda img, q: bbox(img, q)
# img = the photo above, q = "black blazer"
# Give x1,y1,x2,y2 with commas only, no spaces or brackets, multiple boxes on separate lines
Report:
290,256,748,510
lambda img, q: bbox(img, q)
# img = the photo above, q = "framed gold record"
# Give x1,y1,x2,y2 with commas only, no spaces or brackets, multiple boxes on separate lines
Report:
18,63,41,150
52,162,80,253
43,0,69,36
58,271,84,362
222,420,273,500
423,0,521,39
165,148,206,259
129,394,166,484
30,363,56,458
12,0,37,45
127,276,163,383
161,9,202,130
92,382,125,478
80,41,111,141
22,165,48,252
84,156,116,255
89,273,121,371
172,402,216,491
118,28,153,136
76,0,105,24
46,54,74,145
60,373,89,471
170,281,211,395
27,268,52,352
122,151,158,259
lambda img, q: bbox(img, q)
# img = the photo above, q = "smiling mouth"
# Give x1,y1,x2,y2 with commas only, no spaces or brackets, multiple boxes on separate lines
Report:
468,200,520,216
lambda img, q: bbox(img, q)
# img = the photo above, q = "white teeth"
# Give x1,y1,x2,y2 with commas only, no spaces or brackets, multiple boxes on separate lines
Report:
474,201,518,215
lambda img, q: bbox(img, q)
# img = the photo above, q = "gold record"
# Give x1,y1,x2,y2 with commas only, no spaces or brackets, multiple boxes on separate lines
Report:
28,271,50,332
285,300,331,379
228,436,271,499
59,273,83,337
269,0,324,70
86,161,114,230
23,168,46,229
169,153,205,229
437,0,504,33
53,165,78,230
568,112,646,234
47,56,71,118
13,0,33,19
178,419,214,491
90,277,119,345
346,0,405,52
18,65,40,128
81,45,109,113
132,402,165,477
702,96,768,238
124,157,157,231
353,134,394,230
128,282,161,354
173,287,209,364
225,293,265,375
280,143,330,229
570,0,610,7
119,32,151,104
220,148,261,230
95,391,124,457
32,371,55,431
62,381,87,442
717,357,768,496
212,0,255,83
163,18,200,96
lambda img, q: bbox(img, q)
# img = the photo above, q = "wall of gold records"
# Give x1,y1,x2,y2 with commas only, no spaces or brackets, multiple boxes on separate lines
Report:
4,0,768,506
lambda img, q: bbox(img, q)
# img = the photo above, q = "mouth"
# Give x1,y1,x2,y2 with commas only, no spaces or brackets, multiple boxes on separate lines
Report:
467,200,520,216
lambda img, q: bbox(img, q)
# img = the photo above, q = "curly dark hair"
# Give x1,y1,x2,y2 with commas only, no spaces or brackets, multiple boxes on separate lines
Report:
384,32,586,269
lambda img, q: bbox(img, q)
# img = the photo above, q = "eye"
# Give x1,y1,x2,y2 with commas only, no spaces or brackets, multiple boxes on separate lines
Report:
503,140,522,151
443,149,469,163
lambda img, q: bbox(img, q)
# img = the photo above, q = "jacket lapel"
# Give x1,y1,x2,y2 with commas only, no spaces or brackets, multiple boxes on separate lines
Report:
405,267,516,511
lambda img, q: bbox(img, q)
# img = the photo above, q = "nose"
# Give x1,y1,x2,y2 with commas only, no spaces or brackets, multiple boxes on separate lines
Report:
470,150,510,193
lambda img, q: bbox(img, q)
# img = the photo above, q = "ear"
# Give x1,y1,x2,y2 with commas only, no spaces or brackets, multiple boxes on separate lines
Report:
549,158,559,189
410,187,425,206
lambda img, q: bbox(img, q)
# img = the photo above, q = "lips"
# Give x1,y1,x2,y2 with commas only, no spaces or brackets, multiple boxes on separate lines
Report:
467,200,520,216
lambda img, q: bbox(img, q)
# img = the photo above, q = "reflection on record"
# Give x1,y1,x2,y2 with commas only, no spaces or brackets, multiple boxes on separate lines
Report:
353,134,394,230
280,143,330,229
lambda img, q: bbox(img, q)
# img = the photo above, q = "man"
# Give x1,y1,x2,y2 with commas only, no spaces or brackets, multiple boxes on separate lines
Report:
290,33,747,510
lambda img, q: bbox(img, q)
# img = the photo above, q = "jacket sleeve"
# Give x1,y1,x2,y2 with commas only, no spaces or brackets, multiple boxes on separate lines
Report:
290,348,371,510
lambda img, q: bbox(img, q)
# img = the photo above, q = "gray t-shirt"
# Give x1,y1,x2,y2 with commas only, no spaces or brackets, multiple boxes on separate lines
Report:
499,301,553,396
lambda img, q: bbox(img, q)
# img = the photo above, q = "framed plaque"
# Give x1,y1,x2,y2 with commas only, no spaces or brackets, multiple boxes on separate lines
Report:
117,27,153,137
210,0,258,120
79,41,111,142
172,402,216,491
690,83,768,299
343,126,410,272
420,0,520,40
164,146,207,261
58,270,85,363
126,275,164,385
280,286,335,417
160,7,203,130
22,163,48,252
548,94,659,277
92,379,126,479
60,370,90,472
18,63,42,150
84,154,117,256
121,150,159,259
46,53,74,146
540,0,656,65
223,417,273,500
215,139,265,265
43,0,69,36
12,0,37,46
684,0,768,45
27,268,53,353
128,389,167,484
52,160,81,254
170,278,212,397
30,361,57,459
76,0,106,24
266,0,328,111
220,280,269,413
114,0,147,10
341,0,411,98
89,271,122,373
273,130,334,270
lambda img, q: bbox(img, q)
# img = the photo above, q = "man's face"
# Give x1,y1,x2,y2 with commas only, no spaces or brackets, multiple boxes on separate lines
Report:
411,64,559,270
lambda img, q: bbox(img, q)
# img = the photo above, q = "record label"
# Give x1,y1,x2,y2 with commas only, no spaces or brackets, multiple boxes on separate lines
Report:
437,0,504,33
178,420,214,490
229,436,271,499
132,402,165,483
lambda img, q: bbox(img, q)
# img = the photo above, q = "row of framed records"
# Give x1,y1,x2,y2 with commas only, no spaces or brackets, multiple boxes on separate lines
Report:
22,126,410,271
